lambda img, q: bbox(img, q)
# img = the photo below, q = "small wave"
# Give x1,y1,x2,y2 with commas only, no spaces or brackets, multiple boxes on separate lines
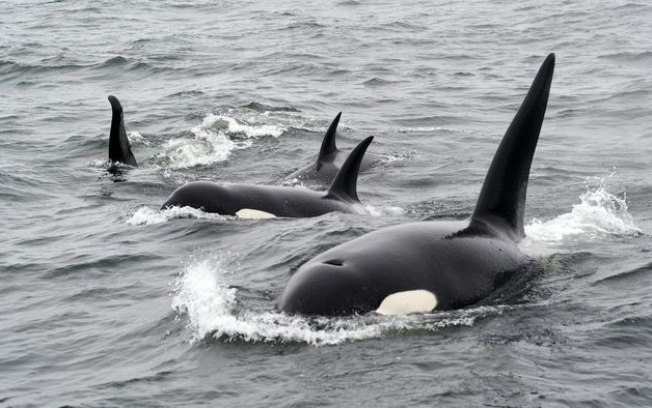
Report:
522,182,640,251
171,257,493,346
127,206,224,226
95,55,155,72
243,101,299,113
397,126,472,134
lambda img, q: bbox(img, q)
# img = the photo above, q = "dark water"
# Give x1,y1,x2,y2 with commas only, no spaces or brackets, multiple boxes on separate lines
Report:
2,1,652,406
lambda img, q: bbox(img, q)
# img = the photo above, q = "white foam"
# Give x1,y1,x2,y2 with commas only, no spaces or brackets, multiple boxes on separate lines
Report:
365,205,405,217
171,256,487,346
127,131,149,146
215,115,284,138
157,113,285,169
522,184,640,253
127,206,224,226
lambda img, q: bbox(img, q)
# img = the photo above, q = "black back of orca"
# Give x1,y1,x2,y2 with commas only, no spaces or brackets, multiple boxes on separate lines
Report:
279,54,556,316
107,95,138,168
286,113,380,187
161,136,374,218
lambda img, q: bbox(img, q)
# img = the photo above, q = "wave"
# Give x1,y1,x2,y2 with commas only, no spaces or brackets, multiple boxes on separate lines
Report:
171,256,500,346
522,181,640,254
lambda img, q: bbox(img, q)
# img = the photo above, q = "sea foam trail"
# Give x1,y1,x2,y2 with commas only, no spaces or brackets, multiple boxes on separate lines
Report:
171,257,487,346
157,113,285,169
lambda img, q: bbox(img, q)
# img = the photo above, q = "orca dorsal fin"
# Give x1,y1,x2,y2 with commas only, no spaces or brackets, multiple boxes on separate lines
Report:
108,95,138,167
325,136,374,203
316,112,342,169
470,53,555,239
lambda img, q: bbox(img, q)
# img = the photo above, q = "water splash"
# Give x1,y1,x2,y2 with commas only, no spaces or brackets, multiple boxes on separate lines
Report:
156,114,285,169
364,204,405,217
522,182,640,253
127,206,224,226
171,256,493,346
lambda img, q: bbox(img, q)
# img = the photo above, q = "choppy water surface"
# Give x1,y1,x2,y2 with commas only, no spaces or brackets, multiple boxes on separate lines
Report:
2,1,652,406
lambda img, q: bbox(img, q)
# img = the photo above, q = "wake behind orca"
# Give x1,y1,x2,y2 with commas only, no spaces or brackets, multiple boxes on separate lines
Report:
286,113,380,187
161,136,374,218
279,54,556,316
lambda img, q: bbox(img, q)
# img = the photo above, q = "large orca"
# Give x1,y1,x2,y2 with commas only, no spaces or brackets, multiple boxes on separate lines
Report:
279,54,556,316
107,95,138,167
161,136,374,218
286,113,380,186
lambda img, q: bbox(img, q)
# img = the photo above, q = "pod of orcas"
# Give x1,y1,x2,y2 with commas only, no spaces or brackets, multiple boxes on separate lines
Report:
107,53,556,317
280,53,555,316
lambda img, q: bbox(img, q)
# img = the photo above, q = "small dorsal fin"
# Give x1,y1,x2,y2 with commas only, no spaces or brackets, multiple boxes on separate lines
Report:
325,136,373,203
316,112,342,168
470,53,555,239
108,95,138,167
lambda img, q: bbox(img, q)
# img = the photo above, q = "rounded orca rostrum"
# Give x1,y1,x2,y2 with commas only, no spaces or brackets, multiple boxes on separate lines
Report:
279,54,556,316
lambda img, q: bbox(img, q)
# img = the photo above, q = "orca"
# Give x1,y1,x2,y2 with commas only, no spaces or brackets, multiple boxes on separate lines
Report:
161,136,374,218
286,113,380,186
279,54,556,316
107,95,138,168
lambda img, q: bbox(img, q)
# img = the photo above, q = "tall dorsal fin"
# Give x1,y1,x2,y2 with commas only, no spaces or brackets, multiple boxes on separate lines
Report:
108,95,138,167
325,136,374,203
470,53,555,239
316,112,341,168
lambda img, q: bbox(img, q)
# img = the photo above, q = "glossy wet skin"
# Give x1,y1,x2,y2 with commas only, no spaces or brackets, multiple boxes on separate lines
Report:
161,181,365,218
278,220,529,316
279,54,556,317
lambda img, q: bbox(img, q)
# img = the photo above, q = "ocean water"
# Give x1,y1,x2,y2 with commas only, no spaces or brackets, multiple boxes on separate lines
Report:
2,0,652,406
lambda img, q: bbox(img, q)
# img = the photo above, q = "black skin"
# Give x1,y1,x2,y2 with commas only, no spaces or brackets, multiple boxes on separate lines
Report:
161,181,365,217
286,112,381,187
107,95,137,167
162,136,374,218
279,54,556,316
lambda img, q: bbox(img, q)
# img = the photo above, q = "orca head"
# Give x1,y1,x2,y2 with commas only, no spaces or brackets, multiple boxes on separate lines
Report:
161,181,227,212
278,259,378,316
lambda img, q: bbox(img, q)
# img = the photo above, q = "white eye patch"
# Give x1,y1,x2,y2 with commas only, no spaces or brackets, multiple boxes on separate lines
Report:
376,290,438,315
235,209,277,219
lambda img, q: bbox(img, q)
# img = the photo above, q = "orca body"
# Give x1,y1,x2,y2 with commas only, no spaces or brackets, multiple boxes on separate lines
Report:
161,137,374,218
286,113,380,186
279,54,556,316
107,95,138,167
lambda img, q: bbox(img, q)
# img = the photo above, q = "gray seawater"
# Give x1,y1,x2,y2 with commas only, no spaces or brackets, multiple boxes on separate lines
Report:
2,0,652,406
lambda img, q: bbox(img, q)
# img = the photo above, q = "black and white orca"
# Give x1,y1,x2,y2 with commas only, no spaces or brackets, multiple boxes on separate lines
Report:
161,136,374,218
107,95,138,168
279,54,556,316
286,113,380,186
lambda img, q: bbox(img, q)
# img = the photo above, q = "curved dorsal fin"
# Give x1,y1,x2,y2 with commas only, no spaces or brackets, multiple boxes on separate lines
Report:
470,53,555,239
316,112,342,168
325,136,374,203
108,95,138,167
